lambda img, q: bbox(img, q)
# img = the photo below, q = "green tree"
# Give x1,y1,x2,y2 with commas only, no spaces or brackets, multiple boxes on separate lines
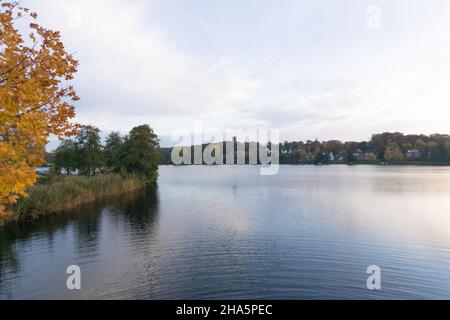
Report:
424,142,438,161
314,151,329,164
119,125,159,182
346,150,357,164
430,143,449,162
54,140,78,175
104,131,124,172
77,125,104,176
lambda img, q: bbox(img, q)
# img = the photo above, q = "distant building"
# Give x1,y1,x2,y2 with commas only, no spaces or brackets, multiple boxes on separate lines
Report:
281,148,292,155
406,149,422,161
329,152,335,161
58,168,80,175
353,150,362,160
36,166,50,175
354,149,377,161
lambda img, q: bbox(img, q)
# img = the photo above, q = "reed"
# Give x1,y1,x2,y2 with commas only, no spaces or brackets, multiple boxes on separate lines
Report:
10,174,149,221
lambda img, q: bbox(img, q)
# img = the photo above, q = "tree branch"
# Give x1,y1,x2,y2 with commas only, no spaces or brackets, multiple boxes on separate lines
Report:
15,95,58,118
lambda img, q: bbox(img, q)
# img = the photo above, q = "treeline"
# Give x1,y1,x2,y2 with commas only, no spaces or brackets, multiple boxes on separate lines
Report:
278,132,450,164
53,124,160,183
159,140,272,165
159,132,450,165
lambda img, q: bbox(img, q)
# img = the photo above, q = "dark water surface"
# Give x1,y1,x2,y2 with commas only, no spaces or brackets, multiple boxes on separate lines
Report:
1,165,450,299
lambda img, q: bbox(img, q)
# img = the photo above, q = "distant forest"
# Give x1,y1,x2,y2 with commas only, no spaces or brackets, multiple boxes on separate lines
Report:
159,132,450,165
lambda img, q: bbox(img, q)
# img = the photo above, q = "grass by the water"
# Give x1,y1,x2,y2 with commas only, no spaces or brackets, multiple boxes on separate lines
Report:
9,174,150,222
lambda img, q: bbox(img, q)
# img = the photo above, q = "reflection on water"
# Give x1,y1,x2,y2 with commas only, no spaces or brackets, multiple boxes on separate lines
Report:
1,166,450,299
0,188,159,299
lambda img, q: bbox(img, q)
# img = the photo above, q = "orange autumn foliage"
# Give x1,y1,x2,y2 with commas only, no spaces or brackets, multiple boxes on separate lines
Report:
0,1,79,218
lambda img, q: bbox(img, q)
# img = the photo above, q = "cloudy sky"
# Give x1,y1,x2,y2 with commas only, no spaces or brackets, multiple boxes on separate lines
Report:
22,0,450,147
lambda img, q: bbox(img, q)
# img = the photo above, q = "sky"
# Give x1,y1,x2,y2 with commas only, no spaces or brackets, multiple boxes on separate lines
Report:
20,0,450,148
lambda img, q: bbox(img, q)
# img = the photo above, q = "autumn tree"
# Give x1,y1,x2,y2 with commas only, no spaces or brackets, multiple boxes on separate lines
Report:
0,2,78,217
384,142,403,161
298,149,309,163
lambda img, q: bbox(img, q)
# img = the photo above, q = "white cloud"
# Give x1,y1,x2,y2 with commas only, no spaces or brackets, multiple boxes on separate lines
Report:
23,0,450,146
27,0,259,136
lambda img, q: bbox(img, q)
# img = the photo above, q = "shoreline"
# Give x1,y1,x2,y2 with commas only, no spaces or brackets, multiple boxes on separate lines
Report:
159,161,450,166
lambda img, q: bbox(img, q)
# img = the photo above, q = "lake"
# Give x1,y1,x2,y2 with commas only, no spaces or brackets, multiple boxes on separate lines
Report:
1,165,450,299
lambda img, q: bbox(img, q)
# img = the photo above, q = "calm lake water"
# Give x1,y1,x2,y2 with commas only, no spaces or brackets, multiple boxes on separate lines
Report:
1,165,450,299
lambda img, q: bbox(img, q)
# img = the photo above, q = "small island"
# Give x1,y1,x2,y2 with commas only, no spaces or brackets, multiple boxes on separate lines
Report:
2,124,160,224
